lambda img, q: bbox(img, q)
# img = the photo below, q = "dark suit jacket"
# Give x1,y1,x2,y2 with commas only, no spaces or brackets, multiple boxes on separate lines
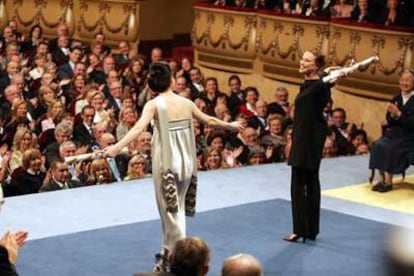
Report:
57,62,74,80
113,53,130,70
39,179,82,192
73,123,94,146
268,102,288,117
0,245,18,276
44,142,61,168
52,48,70,67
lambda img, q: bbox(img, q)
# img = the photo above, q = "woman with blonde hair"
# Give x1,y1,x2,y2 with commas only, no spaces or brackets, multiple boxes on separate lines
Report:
34,85,57,119
124,154,149,180
37,100,64,133
9,128,36,172
86,158,114,185
116,106,138,141
203,146,229,170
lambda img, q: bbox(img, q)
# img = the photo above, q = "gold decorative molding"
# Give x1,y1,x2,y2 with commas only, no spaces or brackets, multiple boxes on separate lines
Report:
193,4,414,99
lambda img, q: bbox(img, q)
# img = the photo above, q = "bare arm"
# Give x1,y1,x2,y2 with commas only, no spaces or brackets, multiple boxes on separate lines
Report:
105,101,156,157
191,102,244,132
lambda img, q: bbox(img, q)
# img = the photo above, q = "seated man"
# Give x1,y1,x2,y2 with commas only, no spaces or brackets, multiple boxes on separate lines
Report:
221,253,263,276
39,158,83,192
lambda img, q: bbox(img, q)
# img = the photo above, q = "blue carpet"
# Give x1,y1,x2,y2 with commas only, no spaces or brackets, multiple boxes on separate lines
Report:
17,199,390,276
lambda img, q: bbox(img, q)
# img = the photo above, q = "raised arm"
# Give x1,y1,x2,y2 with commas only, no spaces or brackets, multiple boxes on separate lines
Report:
191,101,244,132
105,100,156,157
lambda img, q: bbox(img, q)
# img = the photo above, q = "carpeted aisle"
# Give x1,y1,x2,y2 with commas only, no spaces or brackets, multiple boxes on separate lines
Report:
17,200,390,276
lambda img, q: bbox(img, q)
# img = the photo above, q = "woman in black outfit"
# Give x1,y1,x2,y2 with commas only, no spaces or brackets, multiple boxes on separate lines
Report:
284,50,332,243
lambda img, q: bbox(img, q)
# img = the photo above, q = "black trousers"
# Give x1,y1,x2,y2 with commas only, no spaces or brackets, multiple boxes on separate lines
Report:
291,167,321,237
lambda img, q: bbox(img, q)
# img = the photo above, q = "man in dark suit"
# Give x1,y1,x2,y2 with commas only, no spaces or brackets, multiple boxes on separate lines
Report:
48,23,71,53
73,105,95,147
106,80,123,118
57,47,82,81
187,67,204,100
0,60,20,98
268,86,290,117
52,36,70,67
44,121,74,168
39,158,83,192
249,100,268,135
113,40,130,71
227,75,244,118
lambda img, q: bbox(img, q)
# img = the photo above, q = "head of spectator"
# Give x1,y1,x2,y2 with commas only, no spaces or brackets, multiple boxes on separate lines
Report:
12,128,33,152
119,106,137,127
175,76,188,93
248,146,265,165
38,85,57,107
110,80,123,99
207,131,227,152
29,24,43,42
47,100,64,123
322,137,337,158
81,105,95,127
135,131,152,155
151,47,163,63
54,121,73,144
99,132,116,149
121,93,135,109
244,87,259,106
181,57,192,72
203,146,225,170
11,73,25,93
94,32,105,45
125,154,148,180
118,41,130,56
44,63,58,77
275,86,289,105
128,56,145,75
72,73,86,95
88,53,101,69
57,35,69,50
11,98,27,122
90,42,104,59
56,23,69,37
355,143,369,155
6,61,20,77
189,67,203,85
33,53,47,70
255,100,268,118
22,148,42,173
169,236,210,276
88,158,113,184
242,126,259,147
50,158,70,184
5,84,21,104
103,55,115,73
59,140,76,159
235,113,249,133
400,69,414,94
74,62,87,76
5,42,19,58
36,41,49,57
106,69,119,86
350,129,368,148
267,114,284,136
3,26,15,42
89,91,105,113
331,107,347,128
214,104,231,123
228,75,242,94
204,77,218,96
221,253,263,276
69,47,82,64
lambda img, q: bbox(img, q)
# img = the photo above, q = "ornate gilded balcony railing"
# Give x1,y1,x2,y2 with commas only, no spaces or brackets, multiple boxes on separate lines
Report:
0,0,141,48
193,3,414,100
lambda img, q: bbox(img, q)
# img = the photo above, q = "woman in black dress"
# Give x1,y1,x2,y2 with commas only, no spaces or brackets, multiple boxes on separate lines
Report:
370,70,414,192
284,50,332,243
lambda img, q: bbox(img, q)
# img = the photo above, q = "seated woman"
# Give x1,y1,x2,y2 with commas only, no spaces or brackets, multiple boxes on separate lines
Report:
203,146,229,170
4,148,46,196
36,100,64,134
238,87,260,118
86,158,115,185
116,106,138,141
370,70,414,192
261,114,287,162
9,128,36,173
124,154,149,180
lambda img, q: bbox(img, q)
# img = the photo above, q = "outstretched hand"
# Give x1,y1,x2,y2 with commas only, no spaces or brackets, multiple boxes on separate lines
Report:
230,121,245,132
104,145,120,158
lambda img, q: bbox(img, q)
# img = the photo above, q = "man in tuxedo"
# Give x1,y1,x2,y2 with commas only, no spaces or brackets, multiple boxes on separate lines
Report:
227,75,244,118
105,80,123,118
48,23,71,53
188,67,204,100
268,86,290,117
57,46,82,81
52,36,70,67
39,158,83,192
73,105,95,147
44,121,74,168
249,100,269,135
0,60,20,98
113,41,130,71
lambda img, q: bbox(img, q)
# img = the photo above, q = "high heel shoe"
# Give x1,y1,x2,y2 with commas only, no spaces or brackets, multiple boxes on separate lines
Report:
283,234,306,243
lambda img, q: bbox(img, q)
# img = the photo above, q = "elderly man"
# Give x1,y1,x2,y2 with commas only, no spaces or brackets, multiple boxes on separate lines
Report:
268,86,290,117
221,254,263,276
44,121,73,168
